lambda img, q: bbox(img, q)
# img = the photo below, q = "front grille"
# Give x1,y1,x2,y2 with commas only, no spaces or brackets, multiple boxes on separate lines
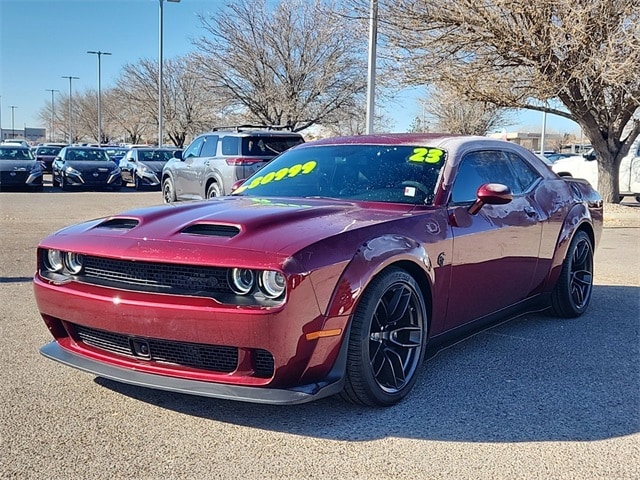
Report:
74,324,239,373
81,256,232,295
0,170,29,184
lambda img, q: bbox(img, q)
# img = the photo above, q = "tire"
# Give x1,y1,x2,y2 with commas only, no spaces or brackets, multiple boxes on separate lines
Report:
340,267,427,406
134,174,143,191
111,184,121,192
162,177,176,203
635,195,640,204
206,182,222,199
60,175,69,191
550,230,594,318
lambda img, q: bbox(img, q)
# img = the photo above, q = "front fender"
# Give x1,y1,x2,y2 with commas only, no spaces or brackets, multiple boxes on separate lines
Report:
325,234,434,319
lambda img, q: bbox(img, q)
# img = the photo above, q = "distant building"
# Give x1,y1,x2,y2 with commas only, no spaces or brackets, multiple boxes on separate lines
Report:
0,127,47,144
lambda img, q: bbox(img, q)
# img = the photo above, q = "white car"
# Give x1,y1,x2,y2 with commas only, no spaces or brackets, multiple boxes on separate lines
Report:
552,144,640,202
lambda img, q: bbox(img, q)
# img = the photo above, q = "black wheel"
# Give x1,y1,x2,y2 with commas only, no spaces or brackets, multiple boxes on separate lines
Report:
134,175,142,190
162,177,176,203
60,175,69,191
635,195,640,204
340,268,427,406
550,231,594,318
206,182,222,199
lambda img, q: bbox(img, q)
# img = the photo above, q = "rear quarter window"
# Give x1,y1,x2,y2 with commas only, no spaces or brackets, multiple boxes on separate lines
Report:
241,136,303,156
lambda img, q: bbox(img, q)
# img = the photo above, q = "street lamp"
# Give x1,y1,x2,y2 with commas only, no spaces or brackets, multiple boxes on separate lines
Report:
158,0,181,146
365,0,378,134
9,105,17,139
45,89,60,142
62,76,80,144
87,50,112,146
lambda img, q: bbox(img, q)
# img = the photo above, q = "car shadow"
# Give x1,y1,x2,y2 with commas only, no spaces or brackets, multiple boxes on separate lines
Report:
95,284,639,443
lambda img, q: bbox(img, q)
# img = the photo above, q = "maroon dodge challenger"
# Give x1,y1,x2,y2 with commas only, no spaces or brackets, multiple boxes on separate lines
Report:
34,134,603,406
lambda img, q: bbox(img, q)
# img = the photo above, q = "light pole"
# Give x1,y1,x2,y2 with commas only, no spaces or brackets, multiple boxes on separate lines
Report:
9,105,17,139
62,76,80,144
87,50,112,146
45,89,60,142
365,0,378,134
158,0,181,147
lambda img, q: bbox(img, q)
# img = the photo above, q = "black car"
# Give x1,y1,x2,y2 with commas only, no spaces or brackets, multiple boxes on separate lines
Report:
119,147,179,190
52,146,122,191
33,144,67,172
0,145,43,191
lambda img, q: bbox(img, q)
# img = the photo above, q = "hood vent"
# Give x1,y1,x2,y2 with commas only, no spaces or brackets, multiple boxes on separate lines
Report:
181,224,240,238
96,218,139,230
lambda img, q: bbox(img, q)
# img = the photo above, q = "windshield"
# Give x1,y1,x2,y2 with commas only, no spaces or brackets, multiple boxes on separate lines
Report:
138,149,176,162
241,136,304,156
65,149,111,162
36,147,61,156
233,144,446,205
0,147,34,160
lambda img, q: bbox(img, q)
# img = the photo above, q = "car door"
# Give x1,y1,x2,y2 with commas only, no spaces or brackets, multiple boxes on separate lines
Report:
445,149,544,329
174,136,205,199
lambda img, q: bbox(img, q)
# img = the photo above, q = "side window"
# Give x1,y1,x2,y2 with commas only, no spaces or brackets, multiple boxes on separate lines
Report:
450,150,518,204
504,151,541,193
183,136,205,159
199,135,218,157
221,136,240,156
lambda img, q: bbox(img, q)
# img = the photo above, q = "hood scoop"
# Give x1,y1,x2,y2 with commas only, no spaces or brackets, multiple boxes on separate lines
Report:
95,218,139,230
181,223,240,238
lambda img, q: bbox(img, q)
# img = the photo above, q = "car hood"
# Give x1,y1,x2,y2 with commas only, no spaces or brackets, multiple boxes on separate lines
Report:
64,160,117,170
138,161,167,173
41,196,428,266
0,160,38,170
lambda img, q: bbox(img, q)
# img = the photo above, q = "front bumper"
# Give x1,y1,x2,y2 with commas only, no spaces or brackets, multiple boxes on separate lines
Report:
41,341,345,405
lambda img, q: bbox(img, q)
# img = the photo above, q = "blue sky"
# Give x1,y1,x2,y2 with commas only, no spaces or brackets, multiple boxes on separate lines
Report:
0,0,581,135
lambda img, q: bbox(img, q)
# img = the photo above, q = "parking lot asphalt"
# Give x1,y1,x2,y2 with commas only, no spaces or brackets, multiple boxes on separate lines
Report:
1,187,638,480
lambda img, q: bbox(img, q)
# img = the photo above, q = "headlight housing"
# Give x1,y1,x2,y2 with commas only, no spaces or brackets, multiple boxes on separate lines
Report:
41,249,84,276
44,249,64,272
259,271,286,299
64,166,82,177
227,268,286,300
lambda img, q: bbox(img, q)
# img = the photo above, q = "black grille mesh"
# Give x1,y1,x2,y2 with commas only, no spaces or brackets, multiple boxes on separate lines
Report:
81,256,232,295
74,324,239,373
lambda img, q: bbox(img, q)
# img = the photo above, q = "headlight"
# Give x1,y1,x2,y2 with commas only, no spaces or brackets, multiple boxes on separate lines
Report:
137,163,150,174
44,249,64,272
64,166,81,177
259,270,286,299
31,163,43,173
229,268,255,294
64,252,84,274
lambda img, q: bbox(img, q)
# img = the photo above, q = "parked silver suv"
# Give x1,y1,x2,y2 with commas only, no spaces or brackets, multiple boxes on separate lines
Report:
161,126,304,202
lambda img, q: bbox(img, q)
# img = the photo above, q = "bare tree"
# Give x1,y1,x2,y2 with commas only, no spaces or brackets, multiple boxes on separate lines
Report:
420,84,513,135
192,0,368,133
114,56,220,146
371,0,640,202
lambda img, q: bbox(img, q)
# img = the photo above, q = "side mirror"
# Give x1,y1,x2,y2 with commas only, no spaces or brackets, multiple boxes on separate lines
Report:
468,183,513,215
173,150,183,160
583,152,596,161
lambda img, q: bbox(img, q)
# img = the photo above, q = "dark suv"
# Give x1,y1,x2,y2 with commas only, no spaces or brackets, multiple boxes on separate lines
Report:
161,126,304,202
